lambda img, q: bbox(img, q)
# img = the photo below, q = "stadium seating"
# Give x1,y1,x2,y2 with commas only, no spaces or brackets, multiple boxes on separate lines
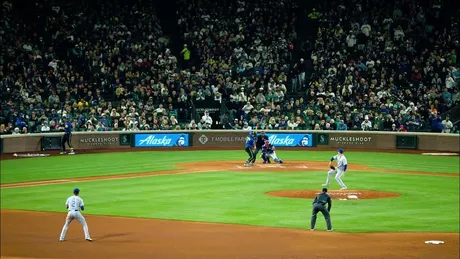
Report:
0,0,458,135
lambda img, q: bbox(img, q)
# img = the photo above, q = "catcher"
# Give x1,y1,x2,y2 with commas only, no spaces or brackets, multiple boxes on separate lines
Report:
255,131,270,163
261,140,284,164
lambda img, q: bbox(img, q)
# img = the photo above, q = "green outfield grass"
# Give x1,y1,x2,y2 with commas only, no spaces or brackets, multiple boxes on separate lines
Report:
1,171,459,233
1,151,458,183
1,151,459,233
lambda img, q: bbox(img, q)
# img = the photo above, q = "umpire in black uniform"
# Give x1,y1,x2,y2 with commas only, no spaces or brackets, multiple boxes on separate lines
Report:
310,188,333,231
253,131,270,164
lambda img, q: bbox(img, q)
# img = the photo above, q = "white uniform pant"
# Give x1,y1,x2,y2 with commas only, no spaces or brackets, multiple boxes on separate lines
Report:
266,152,280,162
60,210,91,240
325,168,347,188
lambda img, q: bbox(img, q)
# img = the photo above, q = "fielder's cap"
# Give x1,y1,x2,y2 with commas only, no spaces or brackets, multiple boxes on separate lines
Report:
322,188,328,192
73,188,80,193
338,148,344,153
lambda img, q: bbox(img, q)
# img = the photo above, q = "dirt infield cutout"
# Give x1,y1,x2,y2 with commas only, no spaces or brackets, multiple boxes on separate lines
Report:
1,209,459,259
265,190,401,200
1,160,457,189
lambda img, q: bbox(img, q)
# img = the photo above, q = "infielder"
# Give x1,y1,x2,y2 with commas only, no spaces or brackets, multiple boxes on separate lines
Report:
262,140,283,164
322,148,348,189
59,188,92,242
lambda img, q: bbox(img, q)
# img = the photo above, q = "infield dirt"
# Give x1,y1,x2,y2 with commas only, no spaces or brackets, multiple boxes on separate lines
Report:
1,210,459,259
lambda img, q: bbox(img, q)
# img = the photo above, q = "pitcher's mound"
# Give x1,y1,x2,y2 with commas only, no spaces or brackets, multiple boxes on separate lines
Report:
265,190,401,200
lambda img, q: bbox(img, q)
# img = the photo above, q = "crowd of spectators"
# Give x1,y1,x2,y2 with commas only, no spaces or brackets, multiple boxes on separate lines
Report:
1,0,194,135
1,0,459,135
218,0,460,134
299,0,460,133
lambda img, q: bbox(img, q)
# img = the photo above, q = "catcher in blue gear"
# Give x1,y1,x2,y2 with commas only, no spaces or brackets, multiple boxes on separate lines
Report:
254,131,270,164
261,140,283,164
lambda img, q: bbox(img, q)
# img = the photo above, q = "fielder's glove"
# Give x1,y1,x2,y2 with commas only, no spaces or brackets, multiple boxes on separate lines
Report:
330,166,335,170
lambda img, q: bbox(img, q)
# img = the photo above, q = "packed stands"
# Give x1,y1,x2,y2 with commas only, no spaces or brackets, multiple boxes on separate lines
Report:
1,0,459,135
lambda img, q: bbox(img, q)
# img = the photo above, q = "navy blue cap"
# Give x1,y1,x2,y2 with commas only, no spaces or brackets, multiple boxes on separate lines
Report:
73,188,80,193
338,148,344,154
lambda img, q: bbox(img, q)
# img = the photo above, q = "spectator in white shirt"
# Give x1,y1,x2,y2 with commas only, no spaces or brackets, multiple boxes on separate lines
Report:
41,122,51,132
155,104,167,115
201,110,213,128
170,116,178,125
405,102,418,114
346,32,356,48
442,116,453,133
214,92,222,103
242,102,254,116
394,26,405,41
12,127,21,135
287,118,298,130
361,23,371,37
445,76,456,89
48,59,58,70
361,115,372,131
242,122,252,131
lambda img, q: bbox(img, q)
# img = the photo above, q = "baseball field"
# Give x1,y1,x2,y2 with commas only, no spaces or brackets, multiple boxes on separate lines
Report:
1,149,459,259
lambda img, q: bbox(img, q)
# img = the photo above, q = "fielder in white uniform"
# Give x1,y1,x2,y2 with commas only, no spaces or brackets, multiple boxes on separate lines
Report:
59,188,92,242
322,148,348,190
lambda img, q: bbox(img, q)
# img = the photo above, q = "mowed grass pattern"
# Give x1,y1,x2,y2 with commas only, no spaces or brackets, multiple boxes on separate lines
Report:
1,168,459,233
1,151,459,183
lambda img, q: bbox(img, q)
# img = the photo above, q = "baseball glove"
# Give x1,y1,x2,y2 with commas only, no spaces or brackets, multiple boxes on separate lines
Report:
330,165,336,170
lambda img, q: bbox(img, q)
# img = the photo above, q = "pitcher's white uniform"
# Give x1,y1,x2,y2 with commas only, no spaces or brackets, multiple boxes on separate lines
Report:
323,150,348,189
59,191,92,241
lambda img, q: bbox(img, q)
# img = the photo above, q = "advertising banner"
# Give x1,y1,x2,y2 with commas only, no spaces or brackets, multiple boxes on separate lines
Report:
265,134,314,147
73,133,124,150
317,133,329,145
192,132,314,147
119,134,132,146
134,134,189,147
327,133,395,149
193,132,248,147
